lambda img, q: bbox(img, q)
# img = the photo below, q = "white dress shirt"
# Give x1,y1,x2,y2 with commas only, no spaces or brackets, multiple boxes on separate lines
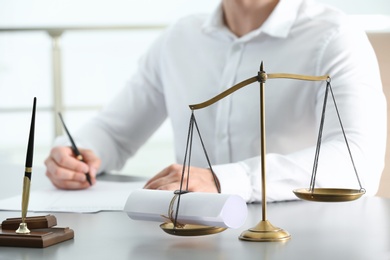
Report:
61,0,386,202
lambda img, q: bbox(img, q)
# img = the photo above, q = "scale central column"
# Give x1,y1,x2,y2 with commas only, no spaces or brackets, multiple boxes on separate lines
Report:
239,62,291,242
259,65,267,222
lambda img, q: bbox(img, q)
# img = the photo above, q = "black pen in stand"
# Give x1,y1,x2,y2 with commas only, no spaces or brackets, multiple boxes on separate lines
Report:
16,97,36,234
58,112,92,186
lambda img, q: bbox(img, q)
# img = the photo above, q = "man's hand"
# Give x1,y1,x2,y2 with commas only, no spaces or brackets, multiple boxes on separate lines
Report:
144,164,220,193
45,146,101,190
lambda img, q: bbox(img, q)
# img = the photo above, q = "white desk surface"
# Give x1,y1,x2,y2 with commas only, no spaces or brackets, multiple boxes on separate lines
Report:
1,164,389,260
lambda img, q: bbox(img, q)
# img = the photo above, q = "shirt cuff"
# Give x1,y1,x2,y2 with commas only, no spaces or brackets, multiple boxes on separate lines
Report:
212,162,252,202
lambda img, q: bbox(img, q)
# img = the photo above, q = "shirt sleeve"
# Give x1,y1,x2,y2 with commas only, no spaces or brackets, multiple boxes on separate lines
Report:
57,34,169,172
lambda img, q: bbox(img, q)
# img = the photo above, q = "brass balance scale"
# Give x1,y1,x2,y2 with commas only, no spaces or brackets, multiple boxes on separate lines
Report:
160,62,365,241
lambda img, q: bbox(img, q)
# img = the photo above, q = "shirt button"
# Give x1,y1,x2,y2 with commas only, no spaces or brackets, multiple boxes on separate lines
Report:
231,43,243,52
219,133,227,141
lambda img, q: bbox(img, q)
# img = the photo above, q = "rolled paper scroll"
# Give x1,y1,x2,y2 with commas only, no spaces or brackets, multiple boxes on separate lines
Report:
124,189,247,229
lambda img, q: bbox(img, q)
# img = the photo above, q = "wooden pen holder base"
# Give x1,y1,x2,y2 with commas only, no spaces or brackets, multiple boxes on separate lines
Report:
0,215,74,248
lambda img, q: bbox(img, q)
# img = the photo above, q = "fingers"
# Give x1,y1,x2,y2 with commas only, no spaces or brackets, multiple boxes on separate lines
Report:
45,146,101,190
144,165,185,190
144,164,219,193
46,171,91,190
48,146,87,172
79,148,101,174
144,164,183,188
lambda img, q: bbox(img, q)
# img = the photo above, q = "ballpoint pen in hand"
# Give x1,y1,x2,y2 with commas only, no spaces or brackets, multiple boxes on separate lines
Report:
58,112,92,186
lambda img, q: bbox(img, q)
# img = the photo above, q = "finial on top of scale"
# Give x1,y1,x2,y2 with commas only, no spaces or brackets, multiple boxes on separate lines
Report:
258,61,267,83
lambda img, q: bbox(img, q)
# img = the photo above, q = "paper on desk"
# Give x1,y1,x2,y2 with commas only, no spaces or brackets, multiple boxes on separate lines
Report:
125,189,248,229
0,181,144,213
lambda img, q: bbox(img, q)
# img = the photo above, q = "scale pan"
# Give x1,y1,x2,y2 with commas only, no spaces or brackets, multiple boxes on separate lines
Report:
160,223,226,236
293,188,365,202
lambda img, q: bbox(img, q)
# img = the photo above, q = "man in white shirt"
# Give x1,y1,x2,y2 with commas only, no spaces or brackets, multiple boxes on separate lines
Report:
45,0,386,202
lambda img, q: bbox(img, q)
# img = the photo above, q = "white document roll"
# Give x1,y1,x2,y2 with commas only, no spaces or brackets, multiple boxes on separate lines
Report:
124,189,248,229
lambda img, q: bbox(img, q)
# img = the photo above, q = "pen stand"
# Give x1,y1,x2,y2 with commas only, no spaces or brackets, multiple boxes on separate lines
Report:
0,215,74,248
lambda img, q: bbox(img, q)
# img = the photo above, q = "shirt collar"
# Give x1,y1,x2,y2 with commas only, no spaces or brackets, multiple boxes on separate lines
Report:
202,0,303,41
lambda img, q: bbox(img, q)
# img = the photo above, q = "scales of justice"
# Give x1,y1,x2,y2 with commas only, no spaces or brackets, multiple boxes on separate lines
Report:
156,61,365,242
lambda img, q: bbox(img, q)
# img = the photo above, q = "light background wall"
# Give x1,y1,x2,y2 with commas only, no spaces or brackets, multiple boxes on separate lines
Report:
0,0,389,177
